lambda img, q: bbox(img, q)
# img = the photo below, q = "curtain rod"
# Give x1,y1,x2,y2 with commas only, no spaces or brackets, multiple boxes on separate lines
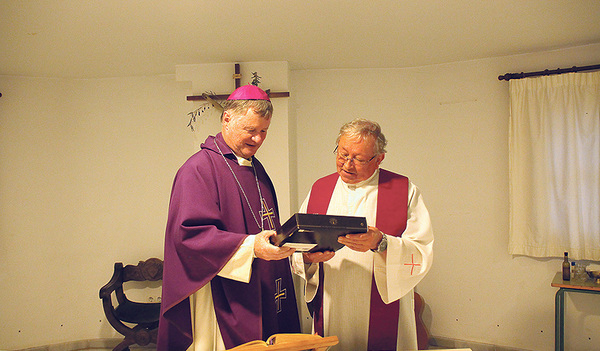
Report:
498,64,600,81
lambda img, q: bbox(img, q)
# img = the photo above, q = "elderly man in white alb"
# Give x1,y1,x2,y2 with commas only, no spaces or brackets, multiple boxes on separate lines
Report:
292,118,433,351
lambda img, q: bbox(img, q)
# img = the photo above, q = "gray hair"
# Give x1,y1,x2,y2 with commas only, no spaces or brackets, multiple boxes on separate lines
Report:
336,118,387,154
220,99,273,121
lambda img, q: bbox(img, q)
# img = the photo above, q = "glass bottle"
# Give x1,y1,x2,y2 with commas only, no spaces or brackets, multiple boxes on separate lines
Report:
562,252,570,281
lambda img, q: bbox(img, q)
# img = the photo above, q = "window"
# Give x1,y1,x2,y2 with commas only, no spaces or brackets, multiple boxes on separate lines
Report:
508,72,600,260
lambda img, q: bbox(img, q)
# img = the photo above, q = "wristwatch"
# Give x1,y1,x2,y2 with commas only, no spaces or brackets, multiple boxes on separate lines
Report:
373,233,388,253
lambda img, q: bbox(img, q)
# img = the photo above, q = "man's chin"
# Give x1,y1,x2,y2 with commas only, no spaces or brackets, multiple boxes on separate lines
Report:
242,146,259,156
339,173,358,184
241,150,257,158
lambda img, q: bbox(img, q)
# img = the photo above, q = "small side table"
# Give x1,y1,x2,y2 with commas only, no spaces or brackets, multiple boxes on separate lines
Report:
551,272,600,351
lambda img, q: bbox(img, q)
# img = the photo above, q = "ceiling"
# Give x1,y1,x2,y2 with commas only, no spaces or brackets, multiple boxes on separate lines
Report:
2,0,600,79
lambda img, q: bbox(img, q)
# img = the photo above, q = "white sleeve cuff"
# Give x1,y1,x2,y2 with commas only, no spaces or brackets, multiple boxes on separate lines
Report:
217,235,255,283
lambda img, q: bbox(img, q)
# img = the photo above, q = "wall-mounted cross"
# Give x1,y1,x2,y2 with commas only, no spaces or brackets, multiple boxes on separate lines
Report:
186,63,290,101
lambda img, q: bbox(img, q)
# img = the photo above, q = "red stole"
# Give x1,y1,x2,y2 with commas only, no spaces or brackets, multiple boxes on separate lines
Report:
306,170,408,351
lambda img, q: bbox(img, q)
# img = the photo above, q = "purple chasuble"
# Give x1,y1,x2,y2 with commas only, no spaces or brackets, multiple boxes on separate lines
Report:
157,133,300,350
306,169,408,351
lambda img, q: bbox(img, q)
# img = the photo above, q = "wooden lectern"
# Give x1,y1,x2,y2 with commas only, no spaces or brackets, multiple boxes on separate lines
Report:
226,334,339,351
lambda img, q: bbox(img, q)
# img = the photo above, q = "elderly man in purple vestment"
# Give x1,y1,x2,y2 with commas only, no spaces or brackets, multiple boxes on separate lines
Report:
291,118,434,351
158,85,301,351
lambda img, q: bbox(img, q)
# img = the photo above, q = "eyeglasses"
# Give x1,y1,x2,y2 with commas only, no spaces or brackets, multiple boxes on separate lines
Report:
333,146,377,166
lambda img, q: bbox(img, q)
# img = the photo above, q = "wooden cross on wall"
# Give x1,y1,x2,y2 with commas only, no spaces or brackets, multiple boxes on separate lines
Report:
186,63,290,101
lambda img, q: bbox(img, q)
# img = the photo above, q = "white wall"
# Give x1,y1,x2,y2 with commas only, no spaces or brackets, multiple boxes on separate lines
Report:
289,43,600,351
0,74,193,349
1,44,600,350
0,62,294,350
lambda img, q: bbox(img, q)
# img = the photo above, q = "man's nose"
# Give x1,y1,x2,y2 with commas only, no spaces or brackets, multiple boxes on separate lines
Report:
252,134,264,143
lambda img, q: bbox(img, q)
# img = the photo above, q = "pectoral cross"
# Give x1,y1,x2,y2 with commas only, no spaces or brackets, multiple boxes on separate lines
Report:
274,278,286,313
260,198,276,230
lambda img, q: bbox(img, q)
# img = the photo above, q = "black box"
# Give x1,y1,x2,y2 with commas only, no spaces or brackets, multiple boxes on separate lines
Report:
272,213,368,252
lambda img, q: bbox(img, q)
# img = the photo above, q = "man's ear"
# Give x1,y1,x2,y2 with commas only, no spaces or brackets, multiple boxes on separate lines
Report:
222,111,231,127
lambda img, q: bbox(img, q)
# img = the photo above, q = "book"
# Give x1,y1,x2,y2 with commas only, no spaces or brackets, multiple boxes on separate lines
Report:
271,213,368,252
227,333,339,351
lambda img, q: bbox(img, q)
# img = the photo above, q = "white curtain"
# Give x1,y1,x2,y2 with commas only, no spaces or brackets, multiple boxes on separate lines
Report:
509,71,600,260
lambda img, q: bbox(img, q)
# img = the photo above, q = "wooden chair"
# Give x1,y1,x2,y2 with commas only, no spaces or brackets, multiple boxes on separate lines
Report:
414,291,430,350
99,258,163,351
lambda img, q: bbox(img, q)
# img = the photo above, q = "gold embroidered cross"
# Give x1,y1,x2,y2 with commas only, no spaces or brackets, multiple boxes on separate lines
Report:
274,278,286,313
